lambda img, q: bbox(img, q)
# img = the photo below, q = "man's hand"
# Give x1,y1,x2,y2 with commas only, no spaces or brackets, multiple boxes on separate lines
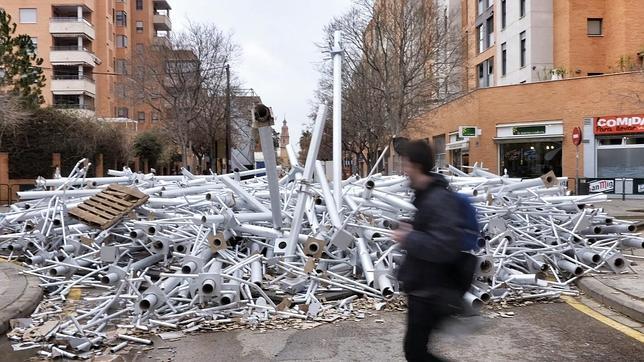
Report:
393,222,412,244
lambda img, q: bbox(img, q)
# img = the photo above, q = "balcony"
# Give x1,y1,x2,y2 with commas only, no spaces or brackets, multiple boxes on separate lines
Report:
50,0,96,12
51,75,96,96
152,36,172,48
153,13,172,31
153,0,172,10
50,46,101,67
49,18,96,40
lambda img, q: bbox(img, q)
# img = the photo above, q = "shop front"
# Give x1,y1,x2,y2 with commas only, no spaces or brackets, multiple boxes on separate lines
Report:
594,114,644,178
446,132,470,171
495,121,564,178
580,114,644,196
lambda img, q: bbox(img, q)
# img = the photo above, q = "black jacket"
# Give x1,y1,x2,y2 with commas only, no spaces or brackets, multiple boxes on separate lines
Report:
397,174,475,308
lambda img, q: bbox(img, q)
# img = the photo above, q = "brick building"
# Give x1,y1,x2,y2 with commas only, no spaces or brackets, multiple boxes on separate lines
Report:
1,0,171,129
407,0,644,193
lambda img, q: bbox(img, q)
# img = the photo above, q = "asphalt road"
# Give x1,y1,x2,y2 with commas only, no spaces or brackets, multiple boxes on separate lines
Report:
117,300,643,362
1,300,642,361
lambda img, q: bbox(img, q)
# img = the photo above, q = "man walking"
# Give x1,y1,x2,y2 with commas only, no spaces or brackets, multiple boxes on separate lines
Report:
393,139,475,361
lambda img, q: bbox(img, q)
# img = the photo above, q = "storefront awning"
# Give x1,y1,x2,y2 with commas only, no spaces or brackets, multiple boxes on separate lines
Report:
445,140,469,150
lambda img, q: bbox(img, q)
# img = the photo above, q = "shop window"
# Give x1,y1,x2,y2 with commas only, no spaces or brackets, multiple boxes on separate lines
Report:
597,148,644,177
433,135,446,169
500,141,562,178
587,18,602,36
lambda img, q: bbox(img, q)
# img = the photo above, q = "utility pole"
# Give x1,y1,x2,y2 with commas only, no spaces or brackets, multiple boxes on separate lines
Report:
225,64,231,173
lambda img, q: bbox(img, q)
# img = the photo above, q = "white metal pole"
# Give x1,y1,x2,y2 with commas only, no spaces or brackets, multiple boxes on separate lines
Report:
332,30,343,212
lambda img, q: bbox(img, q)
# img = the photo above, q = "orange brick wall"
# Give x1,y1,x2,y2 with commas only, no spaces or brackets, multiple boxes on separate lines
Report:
406,72,644,178
554,0,644,75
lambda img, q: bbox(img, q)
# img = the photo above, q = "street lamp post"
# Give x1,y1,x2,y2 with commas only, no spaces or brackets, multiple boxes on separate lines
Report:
224,64,231,173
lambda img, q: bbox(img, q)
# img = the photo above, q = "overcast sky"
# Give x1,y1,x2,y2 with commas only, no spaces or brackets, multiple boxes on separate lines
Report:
168,0,353,149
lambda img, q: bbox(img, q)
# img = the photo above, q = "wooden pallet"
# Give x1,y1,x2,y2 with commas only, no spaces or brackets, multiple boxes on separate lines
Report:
68,184,149,229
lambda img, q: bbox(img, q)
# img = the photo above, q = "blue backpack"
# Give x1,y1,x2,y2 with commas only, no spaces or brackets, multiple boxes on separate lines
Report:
452,192,481,251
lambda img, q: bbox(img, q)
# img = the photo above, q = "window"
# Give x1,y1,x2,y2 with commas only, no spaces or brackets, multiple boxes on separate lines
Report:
116,84,127,98
136,21,144,33
588,72,604,76
486,16,494,47
501,0,506,29
478,0,485,15
477,63,484,87
587,18,602,35
115,59,128,74
116,35,128,48
501,42,507,75
519,31,526,67
520,0,526,18
19,8,37,23
487,58,494,86
115,11,127,27
137,111,146,123
29,37,38,54
117,107,129,118
135,43,144,54
136,0,144,10
152,111,159,122
477,58,494,88
477,25,485,53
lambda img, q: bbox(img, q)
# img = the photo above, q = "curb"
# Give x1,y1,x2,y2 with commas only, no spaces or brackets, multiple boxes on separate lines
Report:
0,262,43,335
577,276,644,323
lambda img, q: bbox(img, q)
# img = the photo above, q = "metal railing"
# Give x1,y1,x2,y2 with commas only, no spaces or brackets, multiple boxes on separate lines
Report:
50,17,93,26
52,74,95,82
53,104,96,111
50,46,94,53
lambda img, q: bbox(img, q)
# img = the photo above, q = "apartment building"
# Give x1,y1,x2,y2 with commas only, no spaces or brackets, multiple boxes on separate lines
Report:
1,0,171,127
409,0,644,195
465,0,643,90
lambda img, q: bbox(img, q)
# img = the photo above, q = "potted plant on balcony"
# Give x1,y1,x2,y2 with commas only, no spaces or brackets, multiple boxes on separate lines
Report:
550,67,567,80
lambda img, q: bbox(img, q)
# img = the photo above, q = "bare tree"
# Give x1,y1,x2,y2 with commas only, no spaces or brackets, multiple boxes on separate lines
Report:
311,0,465,174
128,23,239,169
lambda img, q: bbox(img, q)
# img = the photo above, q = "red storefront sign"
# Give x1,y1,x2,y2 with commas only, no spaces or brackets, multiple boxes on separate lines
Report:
594,114,644,135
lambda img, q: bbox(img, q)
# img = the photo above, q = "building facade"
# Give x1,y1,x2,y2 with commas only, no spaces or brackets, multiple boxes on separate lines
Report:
1,0,171,128
409,0,644,194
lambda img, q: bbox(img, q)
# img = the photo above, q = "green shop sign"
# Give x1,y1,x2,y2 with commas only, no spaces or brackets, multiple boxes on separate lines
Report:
512,125,546,136
459,126,477,137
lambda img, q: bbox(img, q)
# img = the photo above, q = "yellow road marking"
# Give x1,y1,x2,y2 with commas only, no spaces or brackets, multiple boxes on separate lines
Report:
561,296,644,343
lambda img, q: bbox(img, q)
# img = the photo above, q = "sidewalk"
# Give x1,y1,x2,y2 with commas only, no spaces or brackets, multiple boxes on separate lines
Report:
598,199,644,221
0,261,43,335
577,248,644,324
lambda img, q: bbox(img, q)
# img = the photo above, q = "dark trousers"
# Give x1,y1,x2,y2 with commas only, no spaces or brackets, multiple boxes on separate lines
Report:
404,295,448,362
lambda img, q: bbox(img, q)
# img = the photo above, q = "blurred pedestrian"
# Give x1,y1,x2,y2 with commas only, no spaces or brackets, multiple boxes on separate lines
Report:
393,139,476,361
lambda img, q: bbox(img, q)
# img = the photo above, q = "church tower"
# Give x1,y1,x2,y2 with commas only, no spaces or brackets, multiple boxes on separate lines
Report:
279,118,290,167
